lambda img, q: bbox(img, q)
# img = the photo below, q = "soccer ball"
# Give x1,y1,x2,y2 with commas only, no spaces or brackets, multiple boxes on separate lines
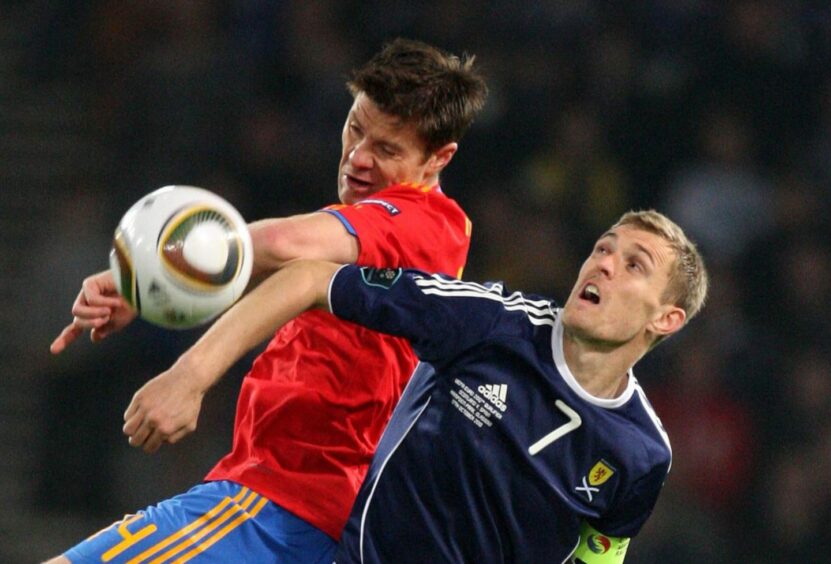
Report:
109,185,253,329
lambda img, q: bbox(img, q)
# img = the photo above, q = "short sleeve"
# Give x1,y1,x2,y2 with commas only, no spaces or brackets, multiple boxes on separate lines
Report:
320,183,471,278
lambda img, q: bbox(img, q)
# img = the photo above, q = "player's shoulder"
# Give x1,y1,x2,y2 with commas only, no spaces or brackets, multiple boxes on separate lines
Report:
410,274,558,328
339,183,462,219
626,380,673,465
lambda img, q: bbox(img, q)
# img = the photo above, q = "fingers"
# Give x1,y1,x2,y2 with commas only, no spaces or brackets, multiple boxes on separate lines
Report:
53,271,129,354
49,323,83,354
50,314,113,354
124,411,164,453
127,427,162,454
123,408,194,453
126,419,152,449
144,429,169,454
73,273,125,321
81,272,123,307
167,428,191,445
50,287,109,353
71,287,118,327
125,421,190,453
91,322,116,343
121,365,202,454
123,403,142,436
79,294,124,311
71,303,114,327
68,313,111,332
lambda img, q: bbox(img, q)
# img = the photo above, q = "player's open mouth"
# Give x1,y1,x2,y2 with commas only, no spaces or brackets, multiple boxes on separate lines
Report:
344,173,373,191
580,283,601,304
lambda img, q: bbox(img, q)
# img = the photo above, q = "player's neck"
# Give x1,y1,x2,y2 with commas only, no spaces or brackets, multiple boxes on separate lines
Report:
561,330,645,399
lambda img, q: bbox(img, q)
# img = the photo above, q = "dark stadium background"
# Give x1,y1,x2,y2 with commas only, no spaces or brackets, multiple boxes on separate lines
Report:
1,2,829,562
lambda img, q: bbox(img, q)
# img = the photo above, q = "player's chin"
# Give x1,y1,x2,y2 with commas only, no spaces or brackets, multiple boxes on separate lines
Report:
340,186,373,205
562,310,602,340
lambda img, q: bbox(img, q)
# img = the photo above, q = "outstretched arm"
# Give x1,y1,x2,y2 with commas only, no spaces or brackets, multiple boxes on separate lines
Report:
123,259,341,453
247,213,358,282
50,212,356,354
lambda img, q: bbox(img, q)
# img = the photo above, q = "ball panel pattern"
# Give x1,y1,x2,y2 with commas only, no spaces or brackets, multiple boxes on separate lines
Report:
111,227,138,309
110,185,253,329
158,206,243,292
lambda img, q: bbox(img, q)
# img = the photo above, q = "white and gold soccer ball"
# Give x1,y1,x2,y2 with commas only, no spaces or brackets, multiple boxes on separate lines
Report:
109,185,253,329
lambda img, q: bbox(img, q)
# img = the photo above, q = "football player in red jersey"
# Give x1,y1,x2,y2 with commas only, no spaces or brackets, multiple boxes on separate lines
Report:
46,38,487,564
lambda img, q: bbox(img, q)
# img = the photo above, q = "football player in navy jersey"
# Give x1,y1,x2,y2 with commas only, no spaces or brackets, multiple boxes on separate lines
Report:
130,209,707,563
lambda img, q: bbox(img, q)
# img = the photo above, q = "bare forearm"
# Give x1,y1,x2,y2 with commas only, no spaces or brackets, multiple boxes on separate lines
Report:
249,218,293,278
248,214,359,281
179,259,341,390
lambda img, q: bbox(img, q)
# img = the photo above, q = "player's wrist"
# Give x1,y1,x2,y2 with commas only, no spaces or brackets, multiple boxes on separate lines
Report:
174,346,222,393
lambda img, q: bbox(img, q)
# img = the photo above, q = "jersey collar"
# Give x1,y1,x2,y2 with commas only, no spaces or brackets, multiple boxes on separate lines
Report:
551,312,636,408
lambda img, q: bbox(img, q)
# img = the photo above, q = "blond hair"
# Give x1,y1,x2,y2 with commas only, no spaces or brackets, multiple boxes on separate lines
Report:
612,210,709,324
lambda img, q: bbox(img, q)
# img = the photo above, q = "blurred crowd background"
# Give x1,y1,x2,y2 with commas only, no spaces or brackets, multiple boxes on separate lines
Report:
1,1,830,562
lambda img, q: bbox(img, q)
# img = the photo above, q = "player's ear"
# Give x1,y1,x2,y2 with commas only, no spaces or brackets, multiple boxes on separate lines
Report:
648,305,686,338
426,142,458,175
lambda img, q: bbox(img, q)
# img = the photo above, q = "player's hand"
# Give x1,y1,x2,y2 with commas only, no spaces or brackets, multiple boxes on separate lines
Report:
49,270,137,354
122,364,205,453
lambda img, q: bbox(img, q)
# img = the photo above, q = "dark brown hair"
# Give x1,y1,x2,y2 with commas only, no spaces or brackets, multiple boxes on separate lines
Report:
347,38,488,154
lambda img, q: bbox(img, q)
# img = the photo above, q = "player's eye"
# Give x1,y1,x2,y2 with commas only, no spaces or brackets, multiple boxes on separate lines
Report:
627,258,645,273
378,144,397,157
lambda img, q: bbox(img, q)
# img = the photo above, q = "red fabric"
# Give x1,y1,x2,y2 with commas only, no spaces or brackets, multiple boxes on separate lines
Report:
205,183,471,539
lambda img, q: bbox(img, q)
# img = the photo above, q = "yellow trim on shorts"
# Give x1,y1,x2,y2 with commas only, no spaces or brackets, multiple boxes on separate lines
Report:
115,485,265,564
171,495,268,563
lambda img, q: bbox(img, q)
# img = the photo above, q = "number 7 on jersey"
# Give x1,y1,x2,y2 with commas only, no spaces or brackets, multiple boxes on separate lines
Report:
528,400,582,455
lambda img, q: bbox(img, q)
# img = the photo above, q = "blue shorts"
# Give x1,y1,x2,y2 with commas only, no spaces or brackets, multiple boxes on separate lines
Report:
64,480,337,563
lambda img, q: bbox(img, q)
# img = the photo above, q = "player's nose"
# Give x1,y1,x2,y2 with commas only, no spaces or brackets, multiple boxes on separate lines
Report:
348,142,373,169
596,252,616,278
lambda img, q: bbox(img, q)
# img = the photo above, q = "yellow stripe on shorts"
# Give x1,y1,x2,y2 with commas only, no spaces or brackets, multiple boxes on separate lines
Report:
172,495,269,563
124,486,253,564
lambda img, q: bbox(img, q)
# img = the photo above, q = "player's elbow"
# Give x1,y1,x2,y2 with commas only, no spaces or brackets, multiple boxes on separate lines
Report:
249,218,305,273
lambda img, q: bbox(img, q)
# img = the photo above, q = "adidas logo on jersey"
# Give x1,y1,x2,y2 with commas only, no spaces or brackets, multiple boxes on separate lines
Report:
478,384,508,412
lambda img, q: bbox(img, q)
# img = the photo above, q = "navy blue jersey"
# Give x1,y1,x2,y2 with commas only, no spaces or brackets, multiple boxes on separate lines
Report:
329,266,672,563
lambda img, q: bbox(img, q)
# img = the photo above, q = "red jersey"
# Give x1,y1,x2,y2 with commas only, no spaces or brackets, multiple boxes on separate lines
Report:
205,182,471,539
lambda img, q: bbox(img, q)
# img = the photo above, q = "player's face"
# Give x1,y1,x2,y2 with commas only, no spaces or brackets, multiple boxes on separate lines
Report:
562,226,682,347
338,93,447,204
